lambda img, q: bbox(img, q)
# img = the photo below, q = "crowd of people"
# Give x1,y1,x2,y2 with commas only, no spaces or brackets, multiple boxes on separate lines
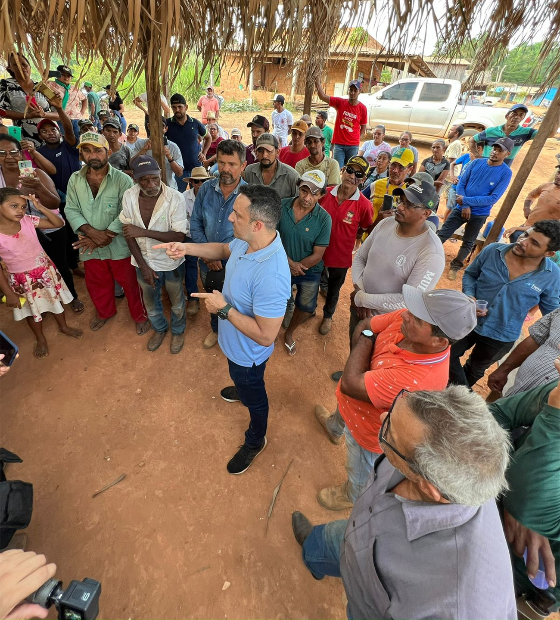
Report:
3,51,560,619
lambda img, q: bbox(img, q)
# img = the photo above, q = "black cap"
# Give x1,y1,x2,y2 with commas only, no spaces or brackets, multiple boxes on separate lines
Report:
102,119,121,131
170,93,187,105
393,180,439,211
493,137,514,153
104,84,112,90
57,65,73,76
247,115,270,131
272,94,285,104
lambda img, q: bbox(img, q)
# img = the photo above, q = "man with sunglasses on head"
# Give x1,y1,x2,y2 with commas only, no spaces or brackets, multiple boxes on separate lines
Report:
314,284,476,510
317,155,373,335
293,373,516,619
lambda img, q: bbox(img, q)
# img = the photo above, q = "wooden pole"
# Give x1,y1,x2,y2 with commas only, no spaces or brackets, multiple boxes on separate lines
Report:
303,76,313,115
145,35,166,184
484,87,560,246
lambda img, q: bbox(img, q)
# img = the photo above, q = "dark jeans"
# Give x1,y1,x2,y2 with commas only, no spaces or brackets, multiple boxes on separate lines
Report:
176,172,190,193
183,237,199,298
437,209,488,271
227,358,269,449
323,267,348,319
37,226,77,298
449,331,516,387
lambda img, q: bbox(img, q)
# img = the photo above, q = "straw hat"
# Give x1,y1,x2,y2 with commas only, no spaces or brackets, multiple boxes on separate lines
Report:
183,166,211,182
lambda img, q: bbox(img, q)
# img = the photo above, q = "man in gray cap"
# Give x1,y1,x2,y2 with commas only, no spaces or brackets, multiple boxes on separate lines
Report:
244,133,300,199
120,155,188,353
437,136,513,279
295,126,341,185
314,284,476,511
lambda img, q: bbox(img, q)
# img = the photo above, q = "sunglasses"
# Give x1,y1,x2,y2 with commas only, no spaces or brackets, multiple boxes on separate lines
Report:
345,167,366,179
378,389,410,462
190,179,206,184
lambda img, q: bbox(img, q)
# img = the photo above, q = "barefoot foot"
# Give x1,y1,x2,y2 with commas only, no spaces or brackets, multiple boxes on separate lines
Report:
60,326,83,339
33,341,49,359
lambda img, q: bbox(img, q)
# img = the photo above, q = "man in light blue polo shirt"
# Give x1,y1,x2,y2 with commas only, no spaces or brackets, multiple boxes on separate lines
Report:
155,185,291,474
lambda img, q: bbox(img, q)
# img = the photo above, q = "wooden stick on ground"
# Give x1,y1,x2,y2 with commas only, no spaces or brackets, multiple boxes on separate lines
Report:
92,473,126,498
266,459,294,534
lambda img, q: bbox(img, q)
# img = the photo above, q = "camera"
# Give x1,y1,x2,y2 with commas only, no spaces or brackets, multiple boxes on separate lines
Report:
27,577,101,620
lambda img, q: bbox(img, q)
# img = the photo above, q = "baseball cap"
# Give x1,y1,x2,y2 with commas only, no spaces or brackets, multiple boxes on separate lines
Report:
256,133,279,149
231,128,242,137
391,147,415,168
78,132,109,150
405,171,434,186
349,79,362,90
127,123,140,131
98,110,109,117
393,180,439,211
291,120,309,134
272,94,285,104
402,284,477,341
508,103,528,114
102,118,121,131
37,119,58,131
170,93,187,105
299,170,326,192
300,114,312,125
104,84,112,90
57,65,73,76
345,155,370,175
304,126,324,140
247,115,270,131
493,137,514,153
78,119,94,128
83,81,93,88
206,86,214,91
131,155,160,180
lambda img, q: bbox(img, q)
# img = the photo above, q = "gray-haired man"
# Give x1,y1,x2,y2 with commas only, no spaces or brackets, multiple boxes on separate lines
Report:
293,386,516,620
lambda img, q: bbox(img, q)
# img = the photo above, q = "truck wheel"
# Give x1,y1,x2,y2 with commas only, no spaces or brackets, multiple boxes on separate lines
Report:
462,128,482,138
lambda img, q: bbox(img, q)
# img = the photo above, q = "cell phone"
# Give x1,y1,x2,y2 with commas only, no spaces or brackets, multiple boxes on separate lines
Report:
381,193,394,211
25,94,38,108
18,160,35,177
8,125,21,141
0,331,18,367
34,82,57,100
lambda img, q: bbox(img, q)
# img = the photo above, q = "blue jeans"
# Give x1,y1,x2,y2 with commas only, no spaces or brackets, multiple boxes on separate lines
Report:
227,358,269,449
302,519,346,580
333,145,358,169
136,264,186,334
176,172,190,193
437,209,488,270
183,237,199,298
286,272,321,313
326,408,379,501
446,185,456,210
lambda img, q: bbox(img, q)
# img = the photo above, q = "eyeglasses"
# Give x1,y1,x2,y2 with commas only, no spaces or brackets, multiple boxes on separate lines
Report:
395,197,426,210
378,389,410,462
344,167,366,179
0,149,21,158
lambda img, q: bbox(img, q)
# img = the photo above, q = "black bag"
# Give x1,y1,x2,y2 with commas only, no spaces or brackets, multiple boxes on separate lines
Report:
0,448,33,550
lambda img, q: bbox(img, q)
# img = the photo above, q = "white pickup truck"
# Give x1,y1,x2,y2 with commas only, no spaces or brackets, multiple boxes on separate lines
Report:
356,78,533,140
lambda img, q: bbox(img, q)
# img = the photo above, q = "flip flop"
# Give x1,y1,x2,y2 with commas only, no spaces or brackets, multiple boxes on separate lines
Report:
284,339,297,356
70,299,85,314
90,315,114,331
136,320,151,335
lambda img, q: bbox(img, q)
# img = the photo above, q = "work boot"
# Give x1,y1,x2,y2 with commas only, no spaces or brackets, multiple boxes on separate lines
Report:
314,405,344,445
319,317,332,335
170,333,185,354
186,299,199,316
447,269,458,281
147,330,167,351
203,330,218,349
292,511,313,547
317,481,354,511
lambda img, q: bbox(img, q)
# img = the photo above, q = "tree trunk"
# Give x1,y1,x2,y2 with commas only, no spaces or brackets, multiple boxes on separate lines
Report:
484,87,560,246
145,39,166,184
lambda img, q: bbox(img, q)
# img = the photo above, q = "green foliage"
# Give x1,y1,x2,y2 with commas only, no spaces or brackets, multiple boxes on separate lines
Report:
500,43,560,85
380,68,392,83
220,99,260,113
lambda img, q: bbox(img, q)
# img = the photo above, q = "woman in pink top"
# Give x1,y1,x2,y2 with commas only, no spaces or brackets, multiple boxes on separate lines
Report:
0,189,82,358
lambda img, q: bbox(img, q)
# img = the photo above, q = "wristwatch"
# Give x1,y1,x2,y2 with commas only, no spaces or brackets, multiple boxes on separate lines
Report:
361,329,375,341
217,303,233,321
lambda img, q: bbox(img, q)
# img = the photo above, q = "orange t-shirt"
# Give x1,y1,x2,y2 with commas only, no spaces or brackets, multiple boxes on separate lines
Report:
336,309,450,453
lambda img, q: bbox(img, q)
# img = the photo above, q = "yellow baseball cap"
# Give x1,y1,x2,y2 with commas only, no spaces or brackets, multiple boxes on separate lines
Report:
390,147,414,167
78,132,110,149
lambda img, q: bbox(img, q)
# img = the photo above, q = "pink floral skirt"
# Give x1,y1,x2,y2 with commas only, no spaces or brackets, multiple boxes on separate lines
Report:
8,252,73,322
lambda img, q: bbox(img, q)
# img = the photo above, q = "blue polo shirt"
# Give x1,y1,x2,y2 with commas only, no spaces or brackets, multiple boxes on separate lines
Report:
37,140,81,194
165,115,207,172
463,243,560,342
219,234,291,367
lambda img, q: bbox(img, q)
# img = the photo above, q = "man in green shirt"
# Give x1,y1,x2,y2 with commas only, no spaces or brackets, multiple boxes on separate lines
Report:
277,170,331,355
83,81,101,128
489,372,560,615
65,132,150,334
315,111,333,157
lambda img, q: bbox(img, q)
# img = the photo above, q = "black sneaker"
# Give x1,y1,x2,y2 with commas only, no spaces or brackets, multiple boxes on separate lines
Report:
331,370,343,382
227,438,267,475
221,386,240,402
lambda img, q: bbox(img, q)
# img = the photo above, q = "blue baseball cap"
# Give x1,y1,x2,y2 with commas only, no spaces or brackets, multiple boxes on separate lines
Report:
508,103,528,114
348,79,362,90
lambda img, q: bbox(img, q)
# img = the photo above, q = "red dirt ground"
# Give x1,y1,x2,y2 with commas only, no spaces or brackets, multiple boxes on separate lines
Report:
2,107,558,618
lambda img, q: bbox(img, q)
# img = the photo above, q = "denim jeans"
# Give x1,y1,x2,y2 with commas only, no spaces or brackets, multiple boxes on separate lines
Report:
286,272,321,313
136,264,186,334
302,519,347,579
333,145,359,169
227,358,269,449
183,237,199,298
446,185,456,210
325,408,380,502
175,173,189,193
437,209,488,270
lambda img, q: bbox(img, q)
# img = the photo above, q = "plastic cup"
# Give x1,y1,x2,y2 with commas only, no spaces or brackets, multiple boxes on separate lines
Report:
476,300,488,315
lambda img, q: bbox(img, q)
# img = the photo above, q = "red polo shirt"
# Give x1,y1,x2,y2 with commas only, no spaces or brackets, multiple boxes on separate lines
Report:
330,96,368,146
336,310,451,453
319,185,373,268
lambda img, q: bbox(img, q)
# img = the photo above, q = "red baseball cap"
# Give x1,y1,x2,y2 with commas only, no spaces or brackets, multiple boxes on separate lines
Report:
37,119,58,132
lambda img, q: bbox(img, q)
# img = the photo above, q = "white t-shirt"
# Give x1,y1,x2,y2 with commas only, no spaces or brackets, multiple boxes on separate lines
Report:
445,140,463,160
272,109,293,146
